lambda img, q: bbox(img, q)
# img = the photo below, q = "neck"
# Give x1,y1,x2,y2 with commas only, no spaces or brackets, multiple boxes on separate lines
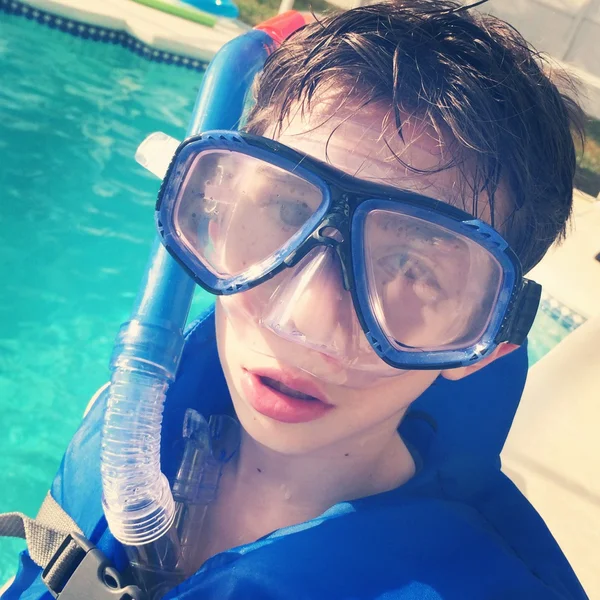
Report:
229,419,415,515
194,415,416,566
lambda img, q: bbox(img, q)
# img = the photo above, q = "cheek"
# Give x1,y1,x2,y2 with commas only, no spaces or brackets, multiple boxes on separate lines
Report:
369,370,439,412
215,300,231,370
215,299,250,378
328,369,441,436
219,204,296,274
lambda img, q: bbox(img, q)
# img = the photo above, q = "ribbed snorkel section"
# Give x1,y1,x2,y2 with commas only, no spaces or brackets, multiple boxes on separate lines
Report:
100,27,278,550
102,369,173,545
101,239,194,547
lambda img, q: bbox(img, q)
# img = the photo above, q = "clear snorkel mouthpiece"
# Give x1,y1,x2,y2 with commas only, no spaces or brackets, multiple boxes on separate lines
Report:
171,411,240,577
122,410,240,598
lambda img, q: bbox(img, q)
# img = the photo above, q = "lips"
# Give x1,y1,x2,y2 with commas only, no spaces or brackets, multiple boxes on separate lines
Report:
240,368,333,424
259,376,320,401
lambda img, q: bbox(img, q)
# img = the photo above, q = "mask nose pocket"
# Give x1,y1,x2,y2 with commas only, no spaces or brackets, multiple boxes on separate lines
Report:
260,246,357,358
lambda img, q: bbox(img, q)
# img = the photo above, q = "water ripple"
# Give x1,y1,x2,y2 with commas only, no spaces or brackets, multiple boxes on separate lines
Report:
0,12,205,582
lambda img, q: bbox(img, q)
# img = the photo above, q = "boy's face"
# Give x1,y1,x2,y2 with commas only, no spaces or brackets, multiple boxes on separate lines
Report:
215,100,513,455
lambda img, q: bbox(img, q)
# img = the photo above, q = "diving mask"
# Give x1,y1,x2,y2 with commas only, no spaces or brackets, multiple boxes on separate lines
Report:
136,130,541,380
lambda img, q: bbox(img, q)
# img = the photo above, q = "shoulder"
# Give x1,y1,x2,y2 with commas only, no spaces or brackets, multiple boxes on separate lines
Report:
175,473,586,600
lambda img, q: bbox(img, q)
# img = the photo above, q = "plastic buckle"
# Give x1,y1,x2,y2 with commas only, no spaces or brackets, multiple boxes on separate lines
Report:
42,532,145,600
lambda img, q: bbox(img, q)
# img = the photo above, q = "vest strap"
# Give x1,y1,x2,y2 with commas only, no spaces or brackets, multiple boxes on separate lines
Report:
0,493,144,599
0,493,80,573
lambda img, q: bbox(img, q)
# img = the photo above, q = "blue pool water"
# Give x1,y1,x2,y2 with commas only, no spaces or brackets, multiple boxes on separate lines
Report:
0,9,585,583
0,12,210,580
527,296,586,365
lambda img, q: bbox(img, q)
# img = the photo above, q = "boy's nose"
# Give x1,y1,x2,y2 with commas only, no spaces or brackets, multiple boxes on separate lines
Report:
260,246,357,358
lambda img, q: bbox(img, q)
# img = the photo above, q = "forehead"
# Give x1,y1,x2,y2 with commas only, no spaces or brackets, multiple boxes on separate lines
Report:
270,102,502,225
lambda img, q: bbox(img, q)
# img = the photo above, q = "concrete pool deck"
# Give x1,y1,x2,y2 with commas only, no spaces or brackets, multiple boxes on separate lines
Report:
4,0,249,62
502,311,600,598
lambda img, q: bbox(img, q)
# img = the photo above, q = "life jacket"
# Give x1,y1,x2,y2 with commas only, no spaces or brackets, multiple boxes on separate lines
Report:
2,304,587,600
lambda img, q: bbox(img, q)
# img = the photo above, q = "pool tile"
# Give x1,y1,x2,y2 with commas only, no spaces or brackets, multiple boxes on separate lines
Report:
0,0,248,64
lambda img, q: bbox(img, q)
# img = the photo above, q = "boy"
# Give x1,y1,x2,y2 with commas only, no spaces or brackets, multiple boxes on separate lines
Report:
143,1,587,597
5,2,587,599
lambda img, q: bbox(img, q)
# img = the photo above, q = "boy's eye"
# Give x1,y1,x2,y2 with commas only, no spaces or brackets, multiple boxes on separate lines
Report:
279,200,314,228
378,252,443,303
262,197,315,230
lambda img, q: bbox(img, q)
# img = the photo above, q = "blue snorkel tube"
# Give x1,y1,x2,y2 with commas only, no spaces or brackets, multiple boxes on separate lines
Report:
99,12,309,597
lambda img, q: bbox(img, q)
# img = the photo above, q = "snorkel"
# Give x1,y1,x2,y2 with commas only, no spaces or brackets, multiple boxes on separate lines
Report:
99,12,308,597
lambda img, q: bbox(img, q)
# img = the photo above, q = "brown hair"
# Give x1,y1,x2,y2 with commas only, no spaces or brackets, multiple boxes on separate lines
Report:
245,0,585,272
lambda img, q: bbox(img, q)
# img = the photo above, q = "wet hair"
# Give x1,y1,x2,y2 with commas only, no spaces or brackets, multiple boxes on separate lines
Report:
245,0,585,272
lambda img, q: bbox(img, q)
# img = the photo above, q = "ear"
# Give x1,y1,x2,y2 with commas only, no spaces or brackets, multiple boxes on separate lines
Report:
440,343,520,381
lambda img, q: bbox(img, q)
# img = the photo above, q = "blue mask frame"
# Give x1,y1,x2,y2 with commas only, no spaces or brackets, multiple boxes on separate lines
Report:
155,130,541,370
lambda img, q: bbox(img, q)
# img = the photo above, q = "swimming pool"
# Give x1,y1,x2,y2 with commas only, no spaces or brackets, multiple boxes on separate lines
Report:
0,8,585,582
0,10,210,580
527,293,586,365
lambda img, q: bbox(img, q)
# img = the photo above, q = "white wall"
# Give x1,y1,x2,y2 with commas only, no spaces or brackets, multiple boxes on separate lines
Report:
488,0,598,72
488,0,600,118
324,0,600,118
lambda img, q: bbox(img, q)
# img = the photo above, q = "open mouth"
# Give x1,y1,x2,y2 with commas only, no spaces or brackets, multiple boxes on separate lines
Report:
259,376,321,402
240,369,332,423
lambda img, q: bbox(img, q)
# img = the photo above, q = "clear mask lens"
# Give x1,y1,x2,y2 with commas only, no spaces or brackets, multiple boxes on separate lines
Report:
363,209,503,352
174,150,325,281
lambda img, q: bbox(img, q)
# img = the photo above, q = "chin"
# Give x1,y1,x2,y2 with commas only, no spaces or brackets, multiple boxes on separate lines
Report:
236,402,333,454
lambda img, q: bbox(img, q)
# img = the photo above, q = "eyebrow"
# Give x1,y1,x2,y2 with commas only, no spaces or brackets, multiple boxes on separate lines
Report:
277,131,485,220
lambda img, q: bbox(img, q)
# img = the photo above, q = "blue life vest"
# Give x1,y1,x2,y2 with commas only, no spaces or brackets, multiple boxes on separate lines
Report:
4,305,587,599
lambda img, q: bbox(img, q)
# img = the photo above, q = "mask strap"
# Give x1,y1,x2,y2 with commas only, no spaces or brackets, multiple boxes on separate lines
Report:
495,279,542,345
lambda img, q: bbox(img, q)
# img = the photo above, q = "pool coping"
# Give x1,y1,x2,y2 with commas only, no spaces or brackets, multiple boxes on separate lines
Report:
0,0,249,65
538,291,587,333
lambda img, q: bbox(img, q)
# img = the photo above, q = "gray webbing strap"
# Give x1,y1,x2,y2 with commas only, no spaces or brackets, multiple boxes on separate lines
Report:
0,493,145,599
0,492,83,590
